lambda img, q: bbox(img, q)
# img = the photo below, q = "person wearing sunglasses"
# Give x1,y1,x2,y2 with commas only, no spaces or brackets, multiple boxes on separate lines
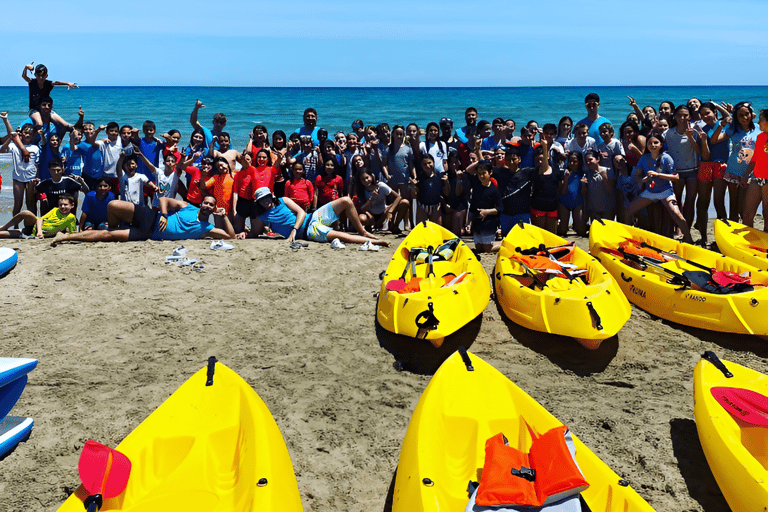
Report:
577,93,612,143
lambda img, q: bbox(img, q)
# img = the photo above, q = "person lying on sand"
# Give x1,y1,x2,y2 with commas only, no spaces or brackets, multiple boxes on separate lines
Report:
50,195,234,246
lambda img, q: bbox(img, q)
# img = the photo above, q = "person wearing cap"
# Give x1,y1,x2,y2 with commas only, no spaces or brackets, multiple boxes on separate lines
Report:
577,93,612,143
50,195,235,245
294,107,321,146
250,186,389,247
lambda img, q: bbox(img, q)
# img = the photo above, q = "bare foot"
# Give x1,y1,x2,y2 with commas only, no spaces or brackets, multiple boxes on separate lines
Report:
50,232,67,247
371,239,391,247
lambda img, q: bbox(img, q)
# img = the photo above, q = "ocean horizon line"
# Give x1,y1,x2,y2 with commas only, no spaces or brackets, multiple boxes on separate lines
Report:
1,84,767,90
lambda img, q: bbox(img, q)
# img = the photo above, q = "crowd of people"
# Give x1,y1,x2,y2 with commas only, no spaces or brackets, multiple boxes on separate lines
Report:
3,62,768,251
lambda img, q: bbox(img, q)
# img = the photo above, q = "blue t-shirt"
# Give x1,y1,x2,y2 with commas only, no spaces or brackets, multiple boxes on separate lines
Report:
82,190,115,225
703,123,729,163
636,153,674,193
456,125,475,144
153,204,214,240
559,169,585,210
294,126,321,146
61,146,84,177
137,138,162,180
725,123,760,177
578,115,612,143
79,141,104,179
199,126,222,152
38,145,61,182
258,198,310,239
19,118,65,146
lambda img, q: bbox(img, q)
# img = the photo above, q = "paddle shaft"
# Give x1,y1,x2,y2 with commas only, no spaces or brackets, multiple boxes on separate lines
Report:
639,241,711,272
538,244,575,281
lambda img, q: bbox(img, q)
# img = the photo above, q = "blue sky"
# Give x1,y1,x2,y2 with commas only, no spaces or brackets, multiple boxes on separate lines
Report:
1,0,765,86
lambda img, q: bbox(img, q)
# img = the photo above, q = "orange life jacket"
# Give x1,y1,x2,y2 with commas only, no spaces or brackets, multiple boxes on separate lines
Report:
618,239,663,260
475,426,590,507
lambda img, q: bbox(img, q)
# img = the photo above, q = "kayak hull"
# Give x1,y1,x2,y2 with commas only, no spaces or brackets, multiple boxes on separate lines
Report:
694,355,768,512
57,362,303,512
589,219,768,335
495,224,630,348
377,222,490,343
714,219,768,271
392,350,656,512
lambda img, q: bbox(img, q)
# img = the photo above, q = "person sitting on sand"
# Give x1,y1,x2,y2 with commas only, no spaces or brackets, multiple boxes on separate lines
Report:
50,195,235,246
0,194,77,239
249,186,389,247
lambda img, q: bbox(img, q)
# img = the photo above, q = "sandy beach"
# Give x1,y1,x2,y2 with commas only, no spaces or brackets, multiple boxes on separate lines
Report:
0,220,765,512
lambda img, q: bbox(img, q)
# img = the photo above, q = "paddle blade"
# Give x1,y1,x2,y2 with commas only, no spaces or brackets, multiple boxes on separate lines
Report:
78,440,132,498
711,387,768,427
385,279,407,291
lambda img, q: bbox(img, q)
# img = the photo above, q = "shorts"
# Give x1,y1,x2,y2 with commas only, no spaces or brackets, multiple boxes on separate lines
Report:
698,162,727,183
676,168,697,180
235,198,257,219
723,172,748,187
370,211,385,224
640,188,674,201
500,212,530,236
420,203,441,215
127,204,158,241
306,202,339,243
473,230,496,245
84,220,108,230
530,208,557,218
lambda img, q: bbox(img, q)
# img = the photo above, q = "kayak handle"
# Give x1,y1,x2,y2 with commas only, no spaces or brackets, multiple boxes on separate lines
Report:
702,351,733,378
586,302,603,331
620,272,632,282
458,346,474,372
84,494,103,512
206,356,218,386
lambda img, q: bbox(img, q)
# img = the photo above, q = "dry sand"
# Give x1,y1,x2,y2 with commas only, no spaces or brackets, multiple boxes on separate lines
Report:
1,221,766,512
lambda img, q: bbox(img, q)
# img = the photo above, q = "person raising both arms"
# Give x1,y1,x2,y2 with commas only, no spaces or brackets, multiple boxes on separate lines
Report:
21,62,76,129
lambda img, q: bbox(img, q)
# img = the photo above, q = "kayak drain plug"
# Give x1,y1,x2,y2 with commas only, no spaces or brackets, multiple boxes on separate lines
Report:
258,478,268,487
618,478,629,487
422,478,434,486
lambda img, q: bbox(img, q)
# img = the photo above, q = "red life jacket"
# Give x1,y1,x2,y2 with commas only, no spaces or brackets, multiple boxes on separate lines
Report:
475,426,590,507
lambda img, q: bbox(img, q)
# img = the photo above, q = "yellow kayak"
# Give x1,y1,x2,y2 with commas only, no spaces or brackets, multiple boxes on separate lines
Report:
714,219,768,271
58,359,303,512
694,351,768,512
589,219,768,335
392,348,656,512
377,221,491,347
495,223,630,349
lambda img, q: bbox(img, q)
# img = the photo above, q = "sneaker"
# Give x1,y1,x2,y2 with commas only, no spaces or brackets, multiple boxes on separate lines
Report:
210,240,234,250
173,245,187,257
331,238,345,249
359,241,379,251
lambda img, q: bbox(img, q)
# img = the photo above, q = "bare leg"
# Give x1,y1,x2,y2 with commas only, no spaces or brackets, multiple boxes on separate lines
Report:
29,112,43,127
24,181,37,215
106,200,138,229
326,230,390,247
661,196,693,243
625,196,654,221
428,208,442,226
0,211,36,233
390,200,409,233
11,180,25,226
713,178,727,220
416,204,428,225
695,180,712,242
544,215,558,234
51,229,131,246
556,204,570,236
531,214,545,229
329,197,380,239
572,205,587,237
743,182,762,228
50,112,70,130
682,176,697,228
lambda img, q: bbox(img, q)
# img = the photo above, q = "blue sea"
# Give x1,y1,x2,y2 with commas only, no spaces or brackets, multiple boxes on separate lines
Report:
2,85,767,224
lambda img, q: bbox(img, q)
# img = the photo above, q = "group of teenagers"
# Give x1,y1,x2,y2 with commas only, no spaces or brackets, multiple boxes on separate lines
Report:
2,64,768,251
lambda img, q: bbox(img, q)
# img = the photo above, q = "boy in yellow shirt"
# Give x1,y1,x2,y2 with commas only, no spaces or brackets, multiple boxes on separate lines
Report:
0,194,77,238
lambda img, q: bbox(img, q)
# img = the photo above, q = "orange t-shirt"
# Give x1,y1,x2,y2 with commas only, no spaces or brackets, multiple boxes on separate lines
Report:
204,173,235,213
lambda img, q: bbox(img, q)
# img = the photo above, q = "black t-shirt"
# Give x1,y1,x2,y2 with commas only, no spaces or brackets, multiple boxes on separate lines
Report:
418,171,445,206
530,170,562,212
28,80,54,110
469,176,501,235
36,177,82,214
494,166,534,216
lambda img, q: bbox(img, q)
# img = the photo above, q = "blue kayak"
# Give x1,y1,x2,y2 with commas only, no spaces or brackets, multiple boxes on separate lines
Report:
0,358,37,422
0,416,33,459
0,248,17,277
